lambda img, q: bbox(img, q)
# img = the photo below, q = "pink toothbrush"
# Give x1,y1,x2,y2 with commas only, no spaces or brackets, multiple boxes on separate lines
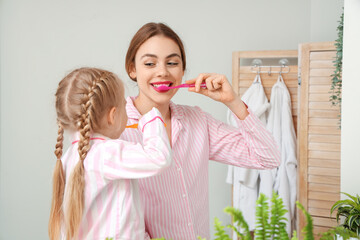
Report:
157,83,207,91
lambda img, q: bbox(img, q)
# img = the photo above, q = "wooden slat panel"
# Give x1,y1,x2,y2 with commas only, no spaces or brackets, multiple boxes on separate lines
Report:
308,126,341,135
309,118,341,127
309,199,337,210
309,208,334,218
308,175,340,185
309,134,340,144
232,52,240,95
310,51,336,60
298,43,311,233
313,226,333,236
309,110,340,118
308,142,340,152
308,167,340,177
288,87,298,95
310,60,335,69
308,151,340,160
308,159,340,168
309,191,340,202
309,77,332,85
309,85,332,94
310,68,334,77
290,94,298,102
308,183,340,193
309,102,336,110
309,93,332,102
312,216,338,227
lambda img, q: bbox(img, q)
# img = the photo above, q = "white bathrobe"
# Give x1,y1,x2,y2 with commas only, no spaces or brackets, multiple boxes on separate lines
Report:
226,74,273,237
266,75,297,236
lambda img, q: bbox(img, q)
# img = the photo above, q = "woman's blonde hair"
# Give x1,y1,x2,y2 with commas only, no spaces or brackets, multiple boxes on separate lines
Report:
49,67,124,240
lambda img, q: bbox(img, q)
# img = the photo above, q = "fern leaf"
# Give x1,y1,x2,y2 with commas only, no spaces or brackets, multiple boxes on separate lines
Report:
226,224,245,240
214,217,231,240
296,201,314,240
255,194,271,240
290,230,298,240
270,192,289,240
224,206,251,239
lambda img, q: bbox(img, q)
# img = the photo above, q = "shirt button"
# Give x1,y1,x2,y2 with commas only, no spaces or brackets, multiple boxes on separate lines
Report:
188,222,192,226
182,194,186,198
177,167,181,172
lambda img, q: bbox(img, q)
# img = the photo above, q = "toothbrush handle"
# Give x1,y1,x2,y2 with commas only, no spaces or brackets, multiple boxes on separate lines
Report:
184,83,207,88
167,83,207,89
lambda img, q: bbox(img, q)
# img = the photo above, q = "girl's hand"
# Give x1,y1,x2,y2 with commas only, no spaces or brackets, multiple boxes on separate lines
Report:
186,73,237,104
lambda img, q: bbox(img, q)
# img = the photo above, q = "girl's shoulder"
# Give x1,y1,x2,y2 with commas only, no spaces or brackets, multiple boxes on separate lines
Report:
91,138,132,150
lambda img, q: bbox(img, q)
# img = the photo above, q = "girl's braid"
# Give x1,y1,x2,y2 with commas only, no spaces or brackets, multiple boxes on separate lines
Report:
49,121,66,240
55,121,64,160
65,73,105,239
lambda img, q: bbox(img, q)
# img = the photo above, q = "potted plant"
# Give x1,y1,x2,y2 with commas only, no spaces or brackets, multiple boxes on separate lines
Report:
330,192,360,239
213,192,312,240
213,192,360,240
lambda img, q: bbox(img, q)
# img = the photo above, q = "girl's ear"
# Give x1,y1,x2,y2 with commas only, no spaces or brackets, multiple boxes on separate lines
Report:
107,107,117,125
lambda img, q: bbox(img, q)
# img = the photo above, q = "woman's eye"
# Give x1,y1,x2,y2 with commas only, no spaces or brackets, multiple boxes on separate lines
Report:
144,62,155,66
168,62,179,66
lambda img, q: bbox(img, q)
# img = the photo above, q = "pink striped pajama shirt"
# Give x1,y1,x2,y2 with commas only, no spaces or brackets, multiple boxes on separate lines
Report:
121,97,280,240
61,108,172,240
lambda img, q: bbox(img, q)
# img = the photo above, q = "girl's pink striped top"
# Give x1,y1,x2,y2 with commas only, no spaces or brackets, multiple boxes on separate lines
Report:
121,97,280,240
61,108,172,240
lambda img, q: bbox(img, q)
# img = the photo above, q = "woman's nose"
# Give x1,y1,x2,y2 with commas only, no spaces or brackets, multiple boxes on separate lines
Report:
156,63,169,77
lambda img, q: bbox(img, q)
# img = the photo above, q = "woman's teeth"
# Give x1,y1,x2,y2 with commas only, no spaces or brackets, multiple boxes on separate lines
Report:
152,83,171,88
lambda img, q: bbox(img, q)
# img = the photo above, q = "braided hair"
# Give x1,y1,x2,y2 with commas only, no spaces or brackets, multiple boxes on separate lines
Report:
49,68,123,240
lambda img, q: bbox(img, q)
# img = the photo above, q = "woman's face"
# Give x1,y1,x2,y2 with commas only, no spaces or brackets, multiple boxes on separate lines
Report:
130,35,184,105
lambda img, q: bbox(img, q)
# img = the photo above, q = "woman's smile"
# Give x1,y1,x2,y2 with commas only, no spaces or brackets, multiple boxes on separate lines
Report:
150,81,173,92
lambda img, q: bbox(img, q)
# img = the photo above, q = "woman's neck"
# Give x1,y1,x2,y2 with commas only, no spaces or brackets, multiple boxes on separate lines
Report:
133,95,171,121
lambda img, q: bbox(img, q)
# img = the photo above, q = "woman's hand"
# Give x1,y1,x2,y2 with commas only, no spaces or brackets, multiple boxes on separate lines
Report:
186,73,237,104
186,73,249,120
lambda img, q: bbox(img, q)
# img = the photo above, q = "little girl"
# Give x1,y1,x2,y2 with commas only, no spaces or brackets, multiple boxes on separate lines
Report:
48,67,172,240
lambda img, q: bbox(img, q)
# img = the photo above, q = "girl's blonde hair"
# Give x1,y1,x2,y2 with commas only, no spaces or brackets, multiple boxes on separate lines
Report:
49,67,124,240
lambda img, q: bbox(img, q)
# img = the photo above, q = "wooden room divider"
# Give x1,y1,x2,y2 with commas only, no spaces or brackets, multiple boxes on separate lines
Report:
298,42,340,236
231,43,340,239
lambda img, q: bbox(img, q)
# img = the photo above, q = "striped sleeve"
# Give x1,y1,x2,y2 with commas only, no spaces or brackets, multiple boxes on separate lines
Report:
206,108,280,169
102,107,172,180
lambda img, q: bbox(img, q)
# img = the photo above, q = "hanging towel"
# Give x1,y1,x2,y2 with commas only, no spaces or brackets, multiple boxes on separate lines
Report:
266,74,297,236
226,74,272,236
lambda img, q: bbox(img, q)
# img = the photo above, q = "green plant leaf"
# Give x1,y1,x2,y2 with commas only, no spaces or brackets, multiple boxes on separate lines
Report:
330,192,360,236
296,201,314,240
254,194,271,240
329,9,343,128
270,192,289,240
224,206,251,239
214,217,231,240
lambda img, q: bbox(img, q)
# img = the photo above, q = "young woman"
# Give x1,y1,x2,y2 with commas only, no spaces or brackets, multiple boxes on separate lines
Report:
121,22,280,239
